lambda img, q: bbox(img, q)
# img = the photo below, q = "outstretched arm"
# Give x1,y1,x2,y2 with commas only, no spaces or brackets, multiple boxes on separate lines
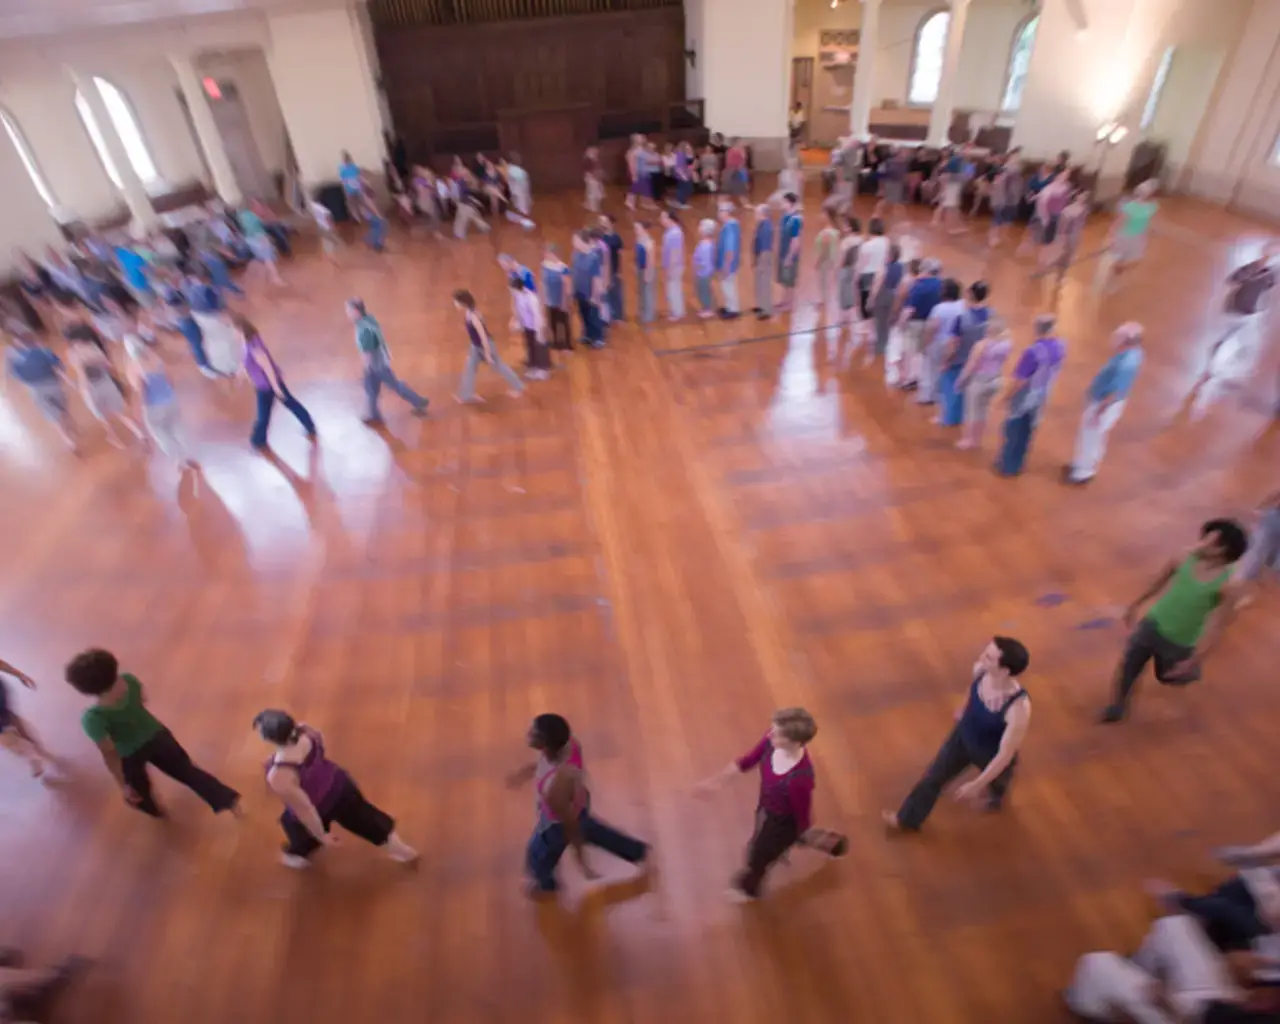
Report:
0,658,34,688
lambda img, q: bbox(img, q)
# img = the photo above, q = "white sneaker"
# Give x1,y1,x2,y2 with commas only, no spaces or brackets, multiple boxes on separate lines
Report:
280,853,311,870
388,845,420,865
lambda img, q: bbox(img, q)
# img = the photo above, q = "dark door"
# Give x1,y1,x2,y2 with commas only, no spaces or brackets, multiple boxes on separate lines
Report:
499,106,588,191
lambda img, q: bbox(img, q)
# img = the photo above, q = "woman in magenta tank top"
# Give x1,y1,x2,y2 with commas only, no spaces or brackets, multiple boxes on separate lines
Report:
507,713,649,897
253,710,418,869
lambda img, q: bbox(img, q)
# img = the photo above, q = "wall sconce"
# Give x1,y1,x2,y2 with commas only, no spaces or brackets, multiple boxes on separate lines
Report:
684,47,696,70
1095,121,1128,146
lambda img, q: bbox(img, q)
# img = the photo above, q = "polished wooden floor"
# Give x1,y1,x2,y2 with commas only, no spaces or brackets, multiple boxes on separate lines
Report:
2,182,1279,1024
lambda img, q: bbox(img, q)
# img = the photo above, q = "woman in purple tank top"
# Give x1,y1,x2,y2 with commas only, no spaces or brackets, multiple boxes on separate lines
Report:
253,710,418,869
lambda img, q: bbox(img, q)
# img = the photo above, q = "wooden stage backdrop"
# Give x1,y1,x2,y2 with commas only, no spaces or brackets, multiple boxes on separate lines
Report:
373,4,689,188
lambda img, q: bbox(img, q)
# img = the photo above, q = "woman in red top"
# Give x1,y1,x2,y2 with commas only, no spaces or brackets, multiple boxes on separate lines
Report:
697,707,845,900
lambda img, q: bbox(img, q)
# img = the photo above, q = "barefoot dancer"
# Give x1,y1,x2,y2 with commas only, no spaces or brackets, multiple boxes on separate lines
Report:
453,290,524,402
695,707,846,900
1099,519,1248,723
884,637,1031,832
65,649,240,818
253,709,418,869
507,713,649,898
0,658,51,777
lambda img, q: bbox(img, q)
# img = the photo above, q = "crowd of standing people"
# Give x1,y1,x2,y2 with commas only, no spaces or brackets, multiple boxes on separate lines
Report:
2,128,1279,1017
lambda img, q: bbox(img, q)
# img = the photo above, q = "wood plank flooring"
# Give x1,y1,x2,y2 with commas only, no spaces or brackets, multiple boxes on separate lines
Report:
1,183,1279,1024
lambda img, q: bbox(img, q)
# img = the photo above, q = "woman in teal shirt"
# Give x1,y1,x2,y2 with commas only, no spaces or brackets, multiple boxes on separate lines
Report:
1096,180,1158,294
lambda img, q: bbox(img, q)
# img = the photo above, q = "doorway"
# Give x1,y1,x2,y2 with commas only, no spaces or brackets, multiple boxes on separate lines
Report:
790,57,814,147
207,81,274,200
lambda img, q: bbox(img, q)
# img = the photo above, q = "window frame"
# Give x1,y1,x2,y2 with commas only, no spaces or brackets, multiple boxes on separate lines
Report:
906,8,952,108
1000,12,1040,113
1139,46,1175,132
73,76,163,191
0,107,57,209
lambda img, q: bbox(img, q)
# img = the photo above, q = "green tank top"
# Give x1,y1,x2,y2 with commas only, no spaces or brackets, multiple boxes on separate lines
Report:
1148,557,1230,647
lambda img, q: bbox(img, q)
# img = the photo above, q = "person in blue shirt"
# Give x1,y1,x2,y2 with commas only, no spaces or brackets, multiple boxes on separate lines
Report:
540,244,573,349
1063,322,1144,484
114,244,154,307
751,204,775,321
339,151,365,208
715,203,742,319
937,281,991,427
900,258,944,389
598,214,625,323
499,253,536,329
570,231,605,349
776,194,804,311
6,327,77,450
161,269,214,377
634,221,658,325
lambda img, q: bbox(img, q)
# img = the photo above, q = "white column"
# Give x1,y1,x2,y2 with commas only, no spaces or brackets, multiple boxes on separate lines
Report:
701,0,791,170
170,55,243,205
927,0,971,147
68,68,157,231
849,0,880,139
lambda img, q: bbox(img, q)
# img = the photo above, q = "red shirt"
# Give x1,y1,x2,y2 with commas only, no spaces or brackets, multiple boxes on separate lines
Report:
726,146,746,172
736,734,814,832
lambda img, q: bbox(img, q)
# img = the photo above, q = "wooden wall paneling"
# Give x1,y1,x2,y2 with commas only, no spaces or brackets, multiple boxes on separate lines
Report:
375,7,686,163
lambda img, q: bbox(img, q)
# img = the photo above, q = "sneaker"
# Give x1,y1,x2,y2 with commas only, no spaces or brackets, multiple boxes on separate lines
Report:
411,403,429,417
280,853,311,870
725,885,756,904
361,417,385,427
1098,705,1126,724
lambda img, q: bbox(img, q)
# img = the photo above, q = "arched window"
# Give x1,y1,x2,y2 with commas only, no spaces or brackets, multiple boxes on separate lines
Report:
1001,14,1040,112
0,109,56,208
74,77,160,189
1140,47,1175,131
908,10,950,106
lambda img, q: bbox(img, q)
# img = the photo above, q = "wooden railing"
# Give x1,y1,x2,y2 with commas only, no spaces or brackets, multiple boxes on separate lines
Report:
370,0,678,28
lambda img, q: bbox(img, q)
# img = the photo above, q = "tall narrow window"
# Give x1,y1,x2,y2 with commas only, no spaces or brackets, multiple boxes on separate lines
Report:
1140,47,1175,131
0,109,56,208
1001,15,1040,112
74,77,160,189
908,11,950,106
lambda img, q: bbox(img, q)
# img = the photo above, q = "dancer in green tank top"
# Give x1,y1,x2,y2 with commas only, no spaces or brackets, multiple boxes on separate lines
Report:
1101,519,1249,723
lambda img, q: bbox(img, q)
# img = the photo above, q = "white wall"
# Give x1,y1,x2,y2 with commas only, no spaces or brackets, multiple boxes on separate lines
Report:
702,0,792,160
198,49,289,176
265,6,386,185
684,0,705,100
0,129,65,275
1185,0,1280,219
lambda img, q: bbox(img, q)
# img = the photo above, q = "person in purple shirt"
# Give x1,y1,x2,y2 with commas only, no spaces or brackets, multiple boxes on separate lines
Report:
715,202,742,319
254,709,418,869
674,141,694,209
693,219,717,319
995,313,1067,476
235,314,317,451
660,209,686,321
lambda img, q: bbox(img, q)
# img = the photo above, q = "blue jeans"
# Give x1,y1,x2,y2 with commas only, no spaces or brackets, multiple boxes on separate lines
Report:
937,366,965,426
525,811,648,893
251,386,316,448
695,274,714,311
364,363,427,421
996,410,1037,475
177,316,209,370
208,262,245,298
606,278,624,323
676,178,692,206
367,216,387,251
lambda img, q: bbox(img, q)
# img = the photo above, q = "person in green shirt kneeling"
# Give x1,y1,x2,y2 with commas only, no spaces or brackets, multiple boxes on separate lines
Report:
1100,519,1249,724
65,649,240,818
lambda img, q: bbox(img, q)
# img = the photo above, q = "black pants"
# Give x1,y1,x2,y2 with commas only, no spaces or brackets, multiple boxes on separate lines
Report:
280,775,395,858
1109,617,1199,713
547,307,572,350
121,729,240,817
576,296,603,345
524,328,551,370
895,724,1015,831
1203,1002,1280,1024
1179,877,1268,951
735,809,799,897
858,272,875,319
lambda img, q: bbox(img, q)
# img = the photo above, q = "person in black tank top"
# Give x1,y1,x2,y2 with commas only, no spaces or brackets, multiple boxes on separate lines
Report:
884,636,1031,832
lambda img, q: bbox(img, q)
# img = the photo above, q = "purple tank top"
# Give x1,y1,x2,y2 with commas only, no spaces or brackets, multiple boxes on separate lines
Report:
266,727,347,817
243,335,282,392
